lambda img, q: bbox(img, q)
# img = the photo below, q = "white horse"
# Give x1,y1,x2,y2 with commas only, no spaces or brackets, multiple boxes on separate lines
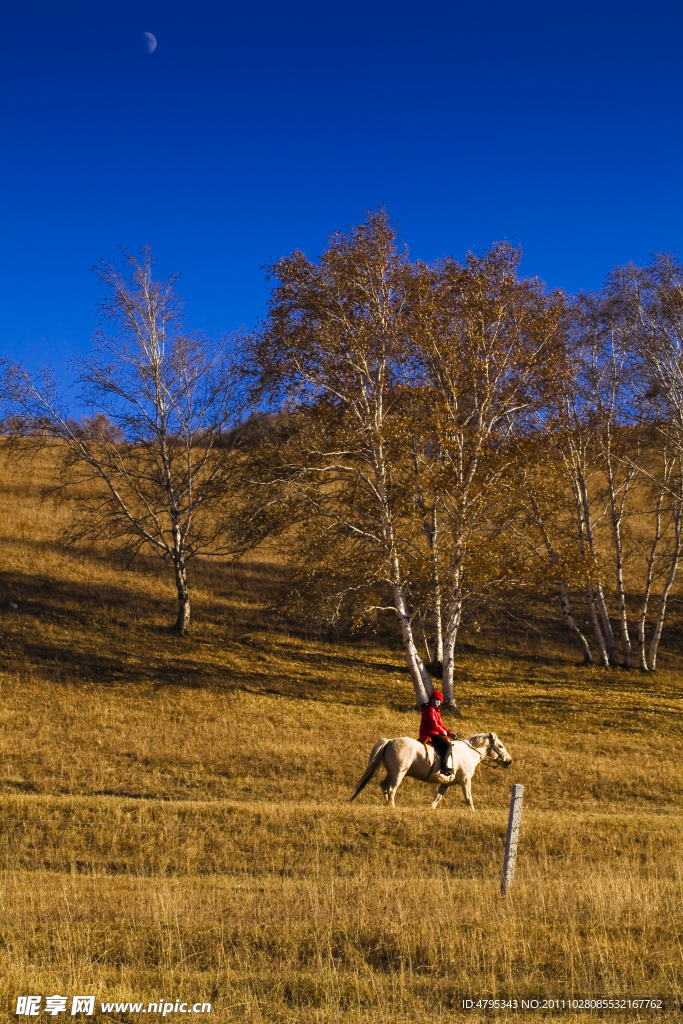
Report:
349,732,513,810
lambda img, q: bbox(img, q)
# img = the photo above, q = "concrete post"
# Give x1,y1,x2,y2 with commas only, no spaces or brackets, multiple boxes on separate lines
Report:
501,783,524,895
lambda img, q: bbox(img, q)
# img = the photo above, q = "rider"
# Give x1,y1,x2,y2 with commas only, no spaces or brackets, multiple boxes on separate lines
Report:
419,690,456,779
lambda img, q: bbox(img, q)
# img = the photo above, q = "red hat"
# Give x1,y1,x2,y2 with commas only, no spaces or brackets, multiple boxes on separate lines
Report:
430,690,444,701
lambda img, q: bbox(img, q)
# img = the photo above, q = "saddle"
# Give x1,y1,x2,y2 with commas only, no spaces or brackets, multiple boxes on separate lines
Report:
422,740,454,782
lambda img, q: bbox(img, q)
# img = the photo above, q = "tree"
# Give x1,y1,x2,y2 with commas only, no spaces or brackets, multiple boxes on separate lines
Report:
409,244,566,703
253,209,437,706
608,254,683,669
524,271,683,672
4,247,258,633
255,218,567,711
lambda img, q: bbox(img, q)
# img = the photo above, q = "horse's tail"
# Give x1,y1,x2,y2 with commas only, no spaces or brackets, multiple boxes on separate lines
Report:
349,738,390,802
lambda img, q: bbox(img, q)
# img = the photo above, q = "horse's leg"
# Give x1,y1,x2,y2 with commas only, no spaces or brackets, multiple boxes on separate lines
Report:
431,783,448,810
380,776,391,802
461,777,475,811
388,769,408,808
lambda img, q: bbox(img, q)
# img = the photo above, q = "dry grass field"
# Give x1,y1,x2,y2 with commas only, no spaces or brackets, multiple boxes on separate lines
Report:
0,450,682,1022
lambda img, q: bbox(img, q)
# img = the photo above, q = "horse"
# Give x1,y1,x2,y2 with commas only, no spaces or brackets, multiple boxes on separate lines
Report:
349,732,513,810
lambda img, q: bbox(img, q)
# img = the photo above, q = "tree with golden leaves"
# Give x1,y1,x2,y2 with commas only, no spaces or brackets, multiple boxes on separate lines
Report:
408,243,567,705
254,209,438,705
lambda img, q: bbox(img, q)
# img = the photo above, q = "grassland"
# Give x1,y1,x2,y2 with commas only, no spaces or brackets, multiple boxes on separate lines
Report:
0,452,681,1022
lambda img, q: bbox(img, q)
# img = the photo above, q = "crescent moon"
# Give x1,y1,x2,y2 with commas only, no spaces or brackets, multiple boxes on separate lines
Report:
143,32,157,53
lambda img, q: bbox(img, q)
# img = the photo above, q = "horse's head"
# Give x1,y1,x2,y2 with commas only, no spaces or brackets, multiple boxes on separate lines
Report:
485,732,512,768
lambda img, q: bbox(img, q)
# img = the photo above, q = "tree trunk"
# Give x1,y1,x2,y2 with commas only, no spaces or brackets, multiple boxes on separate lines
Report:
638,489,663,672
430,508,444,666
174,560,191,634
171,521,191,634
393,583,432,705
433,586,444,667
441,594,462,714
376,442,433,705
558,581,593,663
648,504,682,671
594,582,620,666
605,456,634,667
586,583,610,668
419,503,443,671
573,468,622,667
638,600,650,673
568,469,608,667
610,512,633,667
439,538,465,714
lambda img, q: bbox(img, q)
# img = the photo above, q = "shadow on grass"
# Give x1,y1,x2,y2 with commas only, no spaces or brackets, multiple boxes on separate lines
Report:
4,535,683,711
0,561,410,699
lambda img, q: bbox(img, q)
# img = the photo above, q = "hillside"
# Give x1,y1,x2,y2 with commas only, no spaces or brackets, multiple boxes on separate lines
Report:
0,450,681,1022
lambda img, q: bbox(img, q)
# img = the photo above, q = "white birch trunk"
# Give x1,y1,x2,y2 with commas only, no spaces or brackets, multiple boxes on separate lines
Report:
576,470,620,665
430,508,444,667
567,470,609,667
638,609,650,672
647,504,682,671
373,430,433,704
638,489,663,672
586,582,610,668
594,582,619,666
394,582,432,705
172,523,191,634
559,581,593,663
441,599,461,712
605,456,634,667
416,500,443,670
441,544,463,712
434,586,444,666
174,560,191,634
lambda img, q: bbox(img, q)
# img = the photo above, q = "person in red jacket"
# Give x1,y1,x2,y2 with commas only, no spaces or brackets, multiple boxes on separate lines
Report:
419,690,456,778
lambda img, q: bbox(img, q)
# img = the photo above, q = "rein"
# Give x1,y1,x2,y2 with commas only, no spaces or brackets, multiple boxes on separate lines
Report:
456,737,503,769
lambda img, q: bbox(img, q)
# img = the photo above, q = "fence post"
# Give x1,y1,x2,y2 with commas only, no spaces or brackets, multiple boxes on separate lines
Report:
500,784,524,895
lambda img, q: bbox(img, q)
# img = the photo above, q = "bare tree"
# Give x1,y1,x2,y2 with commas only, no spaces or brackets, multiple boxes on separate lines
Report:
3,247,258,633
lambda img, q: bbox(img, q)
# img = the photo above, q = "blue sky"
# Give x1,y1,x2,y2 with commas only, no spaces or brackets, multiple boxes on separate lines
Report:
1,0,681,374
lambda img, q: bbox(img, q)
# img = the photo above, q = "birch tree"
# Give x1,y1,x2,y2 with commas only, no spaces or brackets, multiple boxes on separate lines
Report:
568,307,645,667
254,209,436,706
409,244,566,704
610,255,683,669
3,247,258,633
534,318,621,667
630,442,683,671
530,269,683,671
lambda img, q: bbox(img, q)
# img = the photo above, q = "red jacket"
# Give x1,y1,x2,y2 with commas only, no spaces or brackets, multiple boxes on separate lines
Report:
419,704,450,742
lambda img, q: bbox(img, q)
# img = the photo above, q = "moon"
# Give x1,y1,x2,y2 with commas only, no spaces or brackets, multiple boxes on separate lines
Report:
143,32,157,53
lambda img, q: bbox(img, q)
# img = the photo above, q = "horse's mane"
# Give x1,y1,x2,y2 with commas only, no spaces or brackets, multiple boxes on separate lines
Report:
467,733,492,747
